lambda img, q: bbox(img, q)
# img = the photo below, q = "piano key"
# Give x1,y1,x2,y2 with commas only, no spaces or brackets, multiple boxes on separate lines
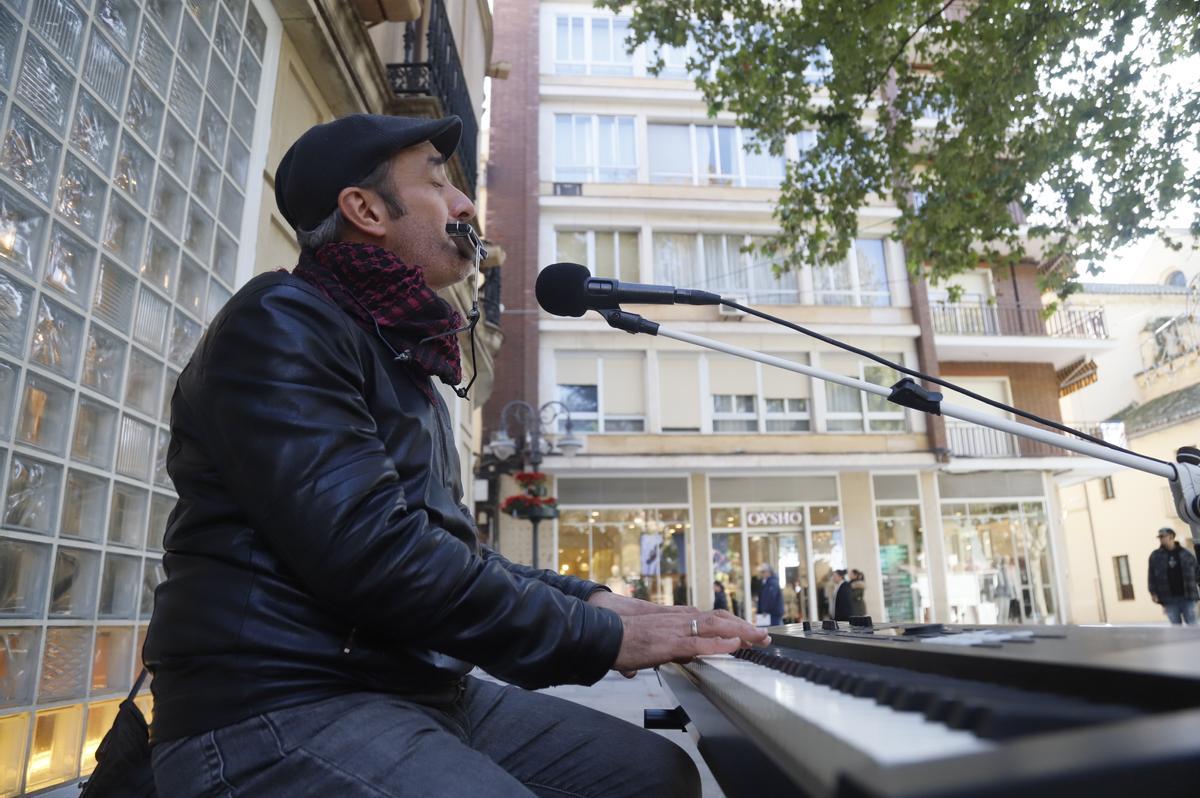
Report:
689,655,995,790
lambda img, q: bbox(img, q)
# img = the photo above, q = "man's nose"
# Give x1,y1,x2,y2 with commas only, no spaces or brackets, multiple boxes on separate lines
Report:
448,187,475,222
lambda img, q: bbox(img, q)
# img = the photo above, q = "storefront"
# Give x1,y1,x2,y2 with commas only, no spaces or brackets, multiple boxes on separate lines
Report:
707,475,844,622
872,473,931,623
555,477,693,606
938,472,1059,624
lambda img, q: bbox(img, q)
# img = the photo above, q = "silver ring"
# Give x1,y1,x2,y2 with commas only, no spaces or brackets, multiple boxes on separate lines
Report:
689,618,699,637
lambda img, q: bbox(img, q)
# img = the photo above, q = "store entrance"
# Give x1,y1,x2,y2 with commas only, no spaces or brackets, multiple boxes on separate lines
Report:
748,532,807,623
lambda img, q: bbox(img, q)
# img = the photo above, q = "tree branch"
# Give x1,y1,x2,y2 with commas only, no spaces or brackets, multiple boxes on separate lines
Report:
871,0,957,94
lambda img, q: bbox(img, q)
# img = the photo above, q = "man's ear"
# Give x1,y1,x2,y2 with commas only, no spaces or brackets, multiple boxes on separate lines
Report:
337,185,389,239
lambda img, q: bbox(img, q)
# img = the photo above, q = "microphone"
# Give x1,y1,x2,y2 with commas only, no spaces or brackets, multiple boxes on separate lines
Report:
535,262,722,318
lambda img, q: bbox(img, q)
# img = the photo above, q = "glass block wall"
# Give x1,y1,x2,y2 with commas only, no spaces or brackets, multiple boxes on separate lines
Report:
0,0,269,793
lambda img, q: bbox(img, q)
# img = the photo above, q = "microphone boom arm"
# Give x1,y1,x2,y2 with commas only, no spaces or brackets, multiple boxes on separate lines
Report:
595,310,1200,535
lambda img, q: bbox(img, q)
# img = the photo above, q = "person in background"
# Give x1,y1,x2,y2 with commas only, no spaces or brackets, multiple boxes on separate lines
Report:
1148,527,1200,625
832,569,855,622
713,580,729,612
673,574,689,606
757,564,785,626
850,569,867,617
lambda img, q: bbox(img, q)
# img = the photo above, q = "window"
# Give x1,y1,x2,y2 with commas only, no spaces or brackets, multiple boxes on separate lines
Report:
1165,270,1187,288
1113,555,1134,601
554,15,634,76
708,355,810,434
813,239,891,306
554,114,636,183
647,124,785,187
555,230,638,282
652,232,799,303
763,360,810,431
1101,476,1115,500
822,353,907,432
713,394,756,432
555,353,646,433
652,40,691,79
803,45,832,83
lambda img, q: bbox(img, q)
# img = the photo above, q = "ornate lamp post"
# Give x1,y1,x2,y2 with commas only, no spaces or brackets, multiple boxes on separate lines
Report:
486,401,583,569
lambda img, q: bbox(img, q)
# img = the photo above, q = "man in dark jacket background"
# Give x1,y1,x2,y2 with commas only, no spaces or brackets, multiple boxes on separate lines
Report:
756,564,785,626
1148,527,1200,625
832,569,855,622
143,114,767,797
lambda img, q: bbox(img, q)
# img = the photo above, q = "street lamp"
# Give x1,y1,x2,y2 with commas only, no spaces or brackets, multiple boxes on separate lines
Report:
485,400,583,568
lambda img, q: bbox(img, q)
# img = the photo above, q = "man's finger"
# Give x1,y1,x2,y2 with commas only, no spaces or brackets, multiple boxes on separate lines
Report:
694,612,769,644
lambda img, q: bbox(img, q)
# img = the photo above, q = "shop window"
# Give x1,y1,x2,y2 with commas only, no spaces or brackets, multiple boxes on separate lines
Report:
556,507,690,606
1113,555,1134,600
876,502,929,623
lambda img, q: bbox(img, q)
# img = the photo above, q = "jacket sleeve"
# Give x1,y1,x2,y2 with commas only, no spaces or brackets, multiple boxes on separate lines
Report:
480,546,608,601
190,284,622,688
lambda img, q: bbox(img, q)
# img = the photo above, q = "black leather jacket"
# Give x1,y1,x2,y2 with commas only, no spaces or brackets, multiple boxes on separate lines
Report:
143,272,623,743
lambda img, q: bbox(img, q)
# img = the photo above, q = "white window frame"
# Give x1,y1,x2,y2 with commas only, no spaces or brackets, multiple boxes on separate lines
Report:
763,397,811,431
821,353,907,433
651,231,800,304
704,357,811,434
553,14,634,76
812,239,893,307
553,114,637,183
555,229,640,282
555,354,646,434
648,124,784,188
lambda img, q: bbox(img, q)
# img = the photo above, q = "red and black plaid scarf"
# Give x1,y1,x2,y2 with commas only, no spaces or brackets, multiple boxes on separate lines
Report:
292,242,462,393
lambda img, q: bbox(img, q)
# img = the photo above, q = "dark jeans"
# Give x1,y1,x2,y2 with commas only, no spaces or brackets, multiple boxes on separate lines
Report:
1162,597,1198,625
150,676,700,797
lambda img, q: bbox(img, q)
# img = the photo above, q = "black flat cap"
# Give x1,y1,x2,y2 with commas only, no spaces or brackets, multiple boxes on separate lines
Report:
274,114,462,232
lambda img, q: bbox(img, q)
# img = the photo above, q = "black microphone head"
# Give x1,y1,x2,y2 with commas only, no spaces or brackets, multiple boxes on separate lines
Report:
536,262,592,317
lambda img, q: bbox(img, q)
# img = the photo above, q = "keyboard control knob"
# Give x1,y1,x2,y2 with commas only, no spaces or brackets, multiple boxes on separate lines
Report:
849,615,873,628
822,619,839,631
901,624,944,636
801,621,812,632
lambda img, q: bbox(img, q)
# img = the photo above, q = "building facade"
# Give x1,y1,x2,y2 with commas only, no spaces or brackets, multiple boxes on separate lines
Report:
485,0,1117,634
0,1,496,794
1058,232,1200,624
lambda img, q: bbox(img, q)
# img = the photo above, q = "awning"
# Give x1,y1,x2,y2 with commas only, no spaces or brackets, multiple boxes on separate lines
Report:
1057,357,1097,397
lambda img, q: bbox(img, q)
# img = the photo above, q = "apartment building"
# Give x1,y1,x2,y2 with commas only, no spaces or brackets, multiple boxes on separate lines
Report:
485,0,1117,633
0,1,497,794
1058,231,1200,624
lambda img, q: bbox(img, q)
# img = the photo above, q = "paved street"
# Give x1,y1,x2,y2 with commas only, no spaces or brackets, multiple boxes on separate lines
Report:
539,670,726,798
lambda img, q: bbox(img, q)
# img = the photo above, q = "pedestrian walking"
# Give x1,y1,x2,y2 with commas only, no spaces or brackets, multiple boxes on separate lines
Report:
1148,528,1200,625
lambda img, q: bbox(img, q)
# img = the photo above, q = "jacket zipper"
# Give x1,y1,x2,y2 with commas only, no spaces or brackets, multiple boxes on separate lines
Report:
343,627,357,655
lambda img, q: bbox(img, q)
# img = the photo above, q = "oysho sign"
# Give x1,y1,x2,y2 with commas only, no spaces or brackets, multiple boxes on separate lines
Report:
745,509,805,527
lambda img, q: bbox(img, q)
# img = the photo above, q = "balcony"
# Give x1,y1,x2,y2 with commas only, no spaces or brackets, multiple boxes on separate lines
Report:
386,0,479,197
932,303,1116,368
946,420,1126,459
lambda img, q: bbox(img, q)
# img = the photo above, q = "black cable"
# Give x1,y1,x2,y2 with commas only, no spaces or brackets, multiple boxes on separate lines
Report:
720,298,1171,468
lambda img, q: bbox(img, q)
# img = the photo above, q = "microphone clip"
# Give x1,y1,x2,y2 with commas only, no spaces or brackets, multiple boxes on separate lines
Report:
887,377,943,416
600,309,660,336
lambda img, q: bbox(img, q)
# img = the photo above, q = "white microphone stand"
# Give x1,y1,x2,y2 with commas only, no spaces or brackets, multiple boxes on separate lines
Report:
596,308,1200,535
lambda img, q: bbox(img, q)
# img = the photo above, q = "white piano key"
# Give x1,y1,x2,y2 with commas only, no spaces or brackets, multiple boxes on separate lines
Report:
685,655,994,791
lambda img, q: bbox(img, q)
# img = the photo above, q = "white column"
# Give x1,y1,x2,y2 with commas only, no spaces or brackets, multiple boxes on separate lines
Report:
1043,471,1072,624
920,470,951,622
692,473,714,610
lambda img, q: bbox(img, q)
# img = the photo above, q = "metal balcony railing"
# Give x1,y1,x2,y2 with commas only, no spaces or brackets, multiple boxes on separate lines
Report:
386,0,479,197
946,420,1126,458
481,266,501,326
930,303,1108,339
